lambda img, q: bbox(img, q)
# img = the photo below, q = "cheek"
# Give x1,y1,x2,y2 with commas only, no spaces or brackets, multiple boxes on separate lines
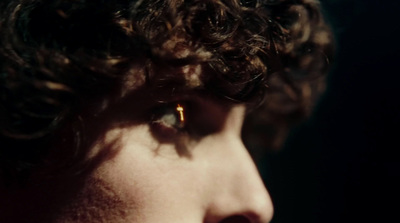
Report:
88,125,204,221
89,126,157,213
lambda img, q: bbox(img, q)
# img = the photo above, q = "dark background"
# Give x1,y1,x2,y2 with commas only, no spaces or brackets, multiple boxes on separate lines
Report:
261,0,400,222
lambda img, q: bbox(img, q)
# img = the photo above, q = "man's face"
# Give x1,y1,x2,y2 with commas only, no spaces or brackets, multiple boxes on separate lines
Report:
54,94,274,223
0,59,273,223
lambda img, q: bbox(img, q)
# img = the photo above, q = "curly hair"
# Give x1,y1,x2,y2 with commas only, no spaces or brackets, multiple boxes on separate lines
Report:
0,0,333,183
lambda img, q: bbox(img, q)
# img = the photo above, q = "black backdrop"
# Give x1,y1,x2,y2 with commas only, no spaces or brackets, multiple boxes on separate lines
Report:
262,0,400,222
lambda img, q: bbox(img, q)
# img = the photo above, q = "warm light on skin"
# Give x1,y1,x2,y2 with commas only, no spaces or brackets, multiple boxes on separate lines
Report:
0,99,274,223
176,104,185,122
83,103,274,223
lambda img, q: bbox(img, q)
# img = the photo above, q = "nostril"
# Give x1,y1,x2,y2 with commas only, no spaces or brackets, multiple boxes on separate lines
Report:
219,215,251,223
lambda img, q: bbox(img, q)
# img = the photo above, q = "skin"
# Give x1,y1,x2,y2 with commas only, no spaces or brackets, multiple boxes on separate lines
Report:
56,96,273,222
0,64,273,223
0,1,331,220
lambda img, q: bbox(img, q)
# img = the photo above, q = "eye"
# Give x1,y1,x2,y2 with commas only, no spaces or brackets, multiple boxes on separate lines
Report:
148,98,228,142
149,103,188,140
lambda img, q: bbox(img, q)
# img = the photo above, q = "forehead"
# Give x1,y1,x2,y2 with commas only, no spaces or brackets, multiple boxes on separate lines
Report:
117,58,261,109
121,61,204,94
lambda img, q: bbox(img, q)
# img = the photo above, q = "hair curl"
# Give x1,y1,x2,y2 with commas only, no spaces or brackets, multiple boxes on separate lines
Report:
0,0,333,183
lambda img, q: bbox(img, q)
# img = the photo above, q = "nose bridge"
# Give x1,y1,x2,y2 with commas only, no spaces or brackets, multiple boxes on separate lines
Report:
205,136,274,223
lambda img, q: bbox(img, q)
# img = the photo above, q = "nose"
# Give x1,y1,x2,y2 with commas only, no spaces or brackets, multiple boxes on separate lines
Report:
203,136,274,223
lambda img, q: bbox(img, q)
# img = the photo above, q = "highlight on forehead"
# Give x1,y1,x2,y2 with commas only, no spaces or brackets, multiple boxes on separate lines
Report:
182,64,203,88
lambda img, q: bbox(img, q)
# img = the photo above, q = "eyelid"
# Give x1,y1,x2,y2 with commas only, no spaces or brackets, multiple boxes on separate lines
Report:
149,102,189,140
148,96,230,141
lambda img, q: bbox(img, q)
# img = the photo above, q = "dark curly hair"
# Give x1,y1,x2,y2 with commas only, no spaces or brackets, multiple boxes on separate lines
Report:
0,0,333,183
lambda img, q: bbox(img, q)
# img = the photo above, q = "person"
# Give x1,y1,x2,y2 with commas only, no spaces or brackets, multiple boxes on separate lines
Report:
0,0,333,222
